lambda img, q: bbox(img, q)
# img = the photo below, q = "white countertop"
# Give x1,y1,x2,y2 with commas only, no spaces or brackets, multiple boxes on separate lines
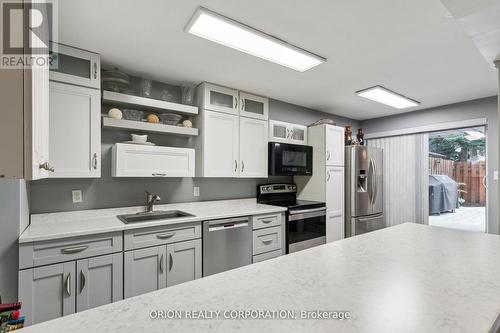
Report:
19,198,287,243
20,223,500,333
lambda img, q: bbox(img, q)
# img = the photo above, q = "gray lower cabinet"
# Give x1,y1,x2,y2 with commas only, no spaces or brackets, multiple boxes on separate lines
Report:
76,253,123,312
19,254,123,326
124,245,167,298
124,239,201,298
166,239,202,287
19,262,76,326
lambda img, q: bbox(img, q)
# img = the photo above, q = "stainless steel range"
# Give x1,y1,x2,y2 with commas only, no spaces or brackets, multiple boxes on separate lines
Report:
257,184,326,253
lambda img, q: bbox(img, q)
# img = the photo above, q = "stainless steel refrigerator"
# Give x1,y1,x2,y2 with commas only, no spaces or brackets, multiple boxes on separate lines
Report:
345,146,384,237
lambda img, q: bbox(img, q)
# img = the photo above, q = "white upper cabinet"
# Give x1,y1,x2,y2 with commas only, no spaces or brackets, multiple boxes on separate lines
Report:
29,64,51,180
112,144,195,178
49,82,101,178
197,82,239,115
269,120,308,145
239,117,268,178
239,92,269,120
200,110,240,177
325,125,345,166
49,43,100,89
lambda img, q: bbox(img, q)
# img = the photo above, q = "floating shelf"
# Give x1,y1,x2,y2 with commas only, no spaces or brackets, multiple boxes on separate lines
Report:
102,117,198,137
102,90,199,116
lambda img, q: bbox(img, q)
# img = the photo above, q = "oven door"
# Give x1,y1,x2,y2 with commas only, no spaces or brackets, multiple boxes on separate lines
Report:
287,207,326,253
268,142,313,176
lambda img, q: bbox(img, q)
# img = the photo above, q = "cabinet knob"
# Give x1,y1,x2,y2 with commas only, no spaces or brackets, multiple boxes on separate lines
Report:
93,62,98,79
39,162,55,172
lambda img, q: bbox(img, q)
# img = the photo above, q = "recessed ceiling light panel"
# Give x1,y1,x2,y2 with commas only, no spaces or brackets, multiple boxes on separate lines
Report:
356,86,420,109
185,7,326,72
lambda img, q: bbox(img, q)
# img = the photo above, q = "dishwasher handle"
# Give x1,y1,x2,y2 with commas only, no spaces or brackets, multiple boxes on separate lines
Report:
206,217,250,232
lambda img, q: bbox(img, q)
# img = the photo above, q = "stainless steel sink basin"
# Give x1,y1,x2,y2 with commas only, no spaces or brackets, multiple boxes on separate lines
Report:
117,210,194,224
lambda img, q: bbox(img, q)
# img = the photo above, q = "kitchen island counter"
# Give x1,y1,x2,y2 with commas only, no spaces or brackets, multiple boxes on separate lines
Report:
20,223,500,333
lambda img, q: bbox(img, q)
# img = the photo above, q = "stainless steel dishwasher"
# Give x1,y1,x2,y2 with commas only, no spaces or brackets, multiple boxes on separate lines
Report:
203,217,252,276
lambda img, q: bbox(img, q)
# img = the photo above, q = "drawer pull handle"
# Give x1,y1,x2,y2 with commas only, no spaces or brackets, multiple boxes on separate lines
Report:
261,219,274,223
61,245,89,254
159,254,164,274
169,253,173,272
152,173,167,177
65,273,71,296
156,232,176,239
262,238,274,244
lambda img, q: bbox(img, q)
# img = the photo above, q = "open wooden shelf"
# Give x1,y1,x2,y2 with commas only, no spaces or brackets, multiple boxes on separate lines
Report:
102,117,198,137
102,90,199,116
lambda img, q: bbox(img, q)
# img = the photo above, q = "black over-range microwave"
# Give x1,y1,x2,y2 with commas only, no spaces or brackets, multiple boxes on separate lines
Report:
268,142,313,176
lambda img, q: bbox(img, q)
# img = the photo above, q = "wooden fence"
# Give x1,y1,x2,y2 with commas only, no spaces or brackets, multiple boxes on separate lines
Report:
429,157,486,206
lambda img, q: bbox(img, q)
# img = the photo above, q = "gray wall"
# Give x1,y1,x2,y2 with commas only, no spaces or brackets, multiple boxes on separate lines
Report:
0,180,29,302
361,96,499,234
29,99,358,213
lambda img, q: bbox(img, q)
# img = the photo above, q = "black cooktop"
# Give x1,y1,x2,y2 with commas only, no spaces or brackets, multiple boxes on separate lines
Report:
256,183,325,212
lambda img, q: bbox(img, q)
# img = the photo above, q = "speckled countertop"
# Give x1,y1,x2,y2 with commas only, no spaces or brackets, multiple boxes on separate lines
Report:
20,223,500,332
19,198,287,243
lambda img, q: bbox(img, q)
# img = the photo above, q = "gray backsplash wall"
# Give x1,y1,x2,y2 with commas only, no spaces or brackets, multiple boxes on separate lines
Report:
361,96,499,235
29,99,359,214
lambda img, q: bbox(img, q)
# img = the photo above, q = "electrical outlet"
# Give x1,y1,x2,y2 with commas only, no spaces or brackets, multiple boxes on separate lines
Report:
193,186,200,197
494,171,498,181
72,190,83,203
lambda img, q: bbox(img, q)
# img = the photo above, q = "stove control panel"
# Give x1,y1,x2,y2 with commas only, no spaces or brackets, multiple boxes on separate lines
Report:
258,184,297,194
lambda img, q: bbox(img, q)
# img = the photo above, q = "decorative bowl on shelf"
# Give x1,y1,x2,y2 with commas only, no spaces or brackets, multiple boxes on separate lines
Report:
122,109,144,121
102,68,131,92
159,113,183,125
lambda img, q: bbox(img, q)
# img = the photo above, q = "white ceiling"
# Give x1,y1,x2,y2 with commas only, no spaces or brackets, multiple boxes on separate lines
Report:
57,0,498,120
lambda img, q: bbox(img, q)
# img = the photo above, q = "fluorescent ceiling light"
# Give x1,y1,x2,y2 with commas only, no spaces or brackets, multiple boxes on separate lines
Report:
356,86,420,109
185,7,326,72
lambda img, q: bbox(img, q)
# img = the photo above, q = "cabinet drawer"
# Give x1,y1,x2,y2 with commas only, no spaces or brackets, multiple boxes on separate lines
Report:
253,249,282,263
252,226,281,255
19,232,122,270
124,223,201,251
252,213,281,230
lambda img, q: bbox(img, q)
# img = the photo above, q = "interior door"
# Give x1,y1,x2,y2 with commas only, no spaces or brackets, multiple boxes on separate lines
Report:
203,110,240,177
76,254,123,312
239,117,268,178
49,81,101,178
124,246,166,298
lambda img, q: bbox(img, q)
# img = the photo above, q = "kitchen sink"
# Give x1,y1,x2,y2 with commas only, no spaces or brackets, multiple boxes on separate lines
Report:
117,210,194,224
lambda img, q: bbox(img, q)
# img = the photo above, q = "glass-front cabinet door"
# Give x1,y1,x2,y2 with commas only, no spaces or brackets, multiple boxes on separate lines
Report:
269,120,308,145
201,83,239,115
49,42,100,89
239,92,269,120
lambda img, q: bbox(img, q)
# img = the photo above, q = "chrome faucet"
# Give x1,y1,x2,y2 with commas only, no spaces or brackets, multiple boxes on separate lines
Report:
146,191,161,213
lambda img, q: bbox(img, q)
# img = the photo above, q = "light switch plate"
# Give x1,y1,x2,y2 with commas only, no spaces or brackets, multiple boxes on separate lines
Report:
494,171,498,181
72,190,83,203
193,186,200,197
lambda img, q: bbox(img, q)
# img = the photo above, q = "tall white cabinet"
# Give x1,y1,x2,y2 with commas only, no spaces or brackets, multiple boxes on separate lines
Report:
48,43,101,178
195,83,268,178
296,124,345,242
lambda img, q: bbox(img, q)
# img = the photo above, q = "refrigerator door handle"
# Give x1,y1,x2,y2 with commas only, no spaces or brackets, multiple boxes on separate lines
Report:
372,158,377,206
368,159,374,205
